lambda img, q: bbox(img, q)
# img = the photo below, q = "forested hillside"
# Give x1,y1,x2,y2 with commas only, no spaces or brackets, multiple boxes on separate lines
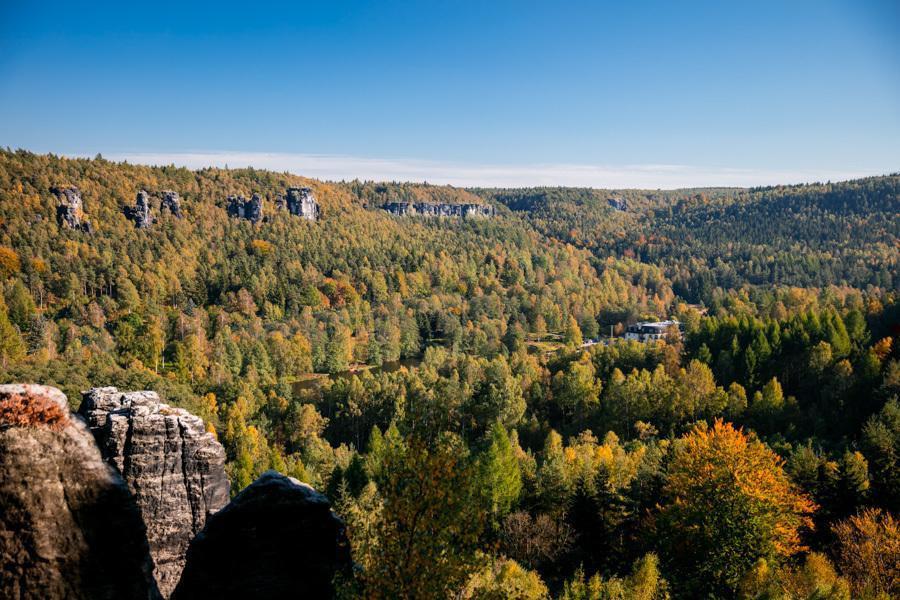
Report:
478,177,900,298
0,149,898,598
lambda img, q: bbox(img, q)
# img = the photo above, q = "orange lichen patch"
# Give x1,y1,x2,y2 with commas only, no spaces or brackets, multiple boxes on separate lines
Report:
0,392,68,430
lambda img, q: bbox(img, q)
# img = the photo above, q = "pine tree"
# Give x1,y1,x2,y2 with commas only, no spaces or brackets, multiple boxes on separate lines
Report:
0,296,25,369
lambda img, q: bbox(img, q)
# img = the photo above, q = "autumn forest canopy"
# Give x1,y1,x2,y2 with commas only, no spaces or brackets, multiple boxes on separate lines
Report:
0,149,898,599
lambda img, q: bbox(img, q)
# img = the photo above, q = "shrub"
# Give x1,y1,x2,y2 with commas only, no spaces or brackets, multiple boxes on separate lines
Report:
0,392,68,430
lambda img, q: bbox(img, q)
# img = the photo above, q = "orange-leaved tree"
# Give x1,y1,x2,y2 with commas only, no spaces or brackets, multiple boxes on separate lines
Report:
656,420,815,597
832,507,900,598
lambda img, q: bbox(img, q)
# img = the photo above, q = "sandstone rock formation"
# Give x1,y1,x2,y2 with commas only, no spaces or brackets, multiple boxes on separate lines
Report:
383,201,495,218
285,186,319,221
52,186,93,232
79,388,229,598
0,384,160,600
226,194,263,223
125,190,155,228
607,197,627,211
172,471,351,600
161,190,183,218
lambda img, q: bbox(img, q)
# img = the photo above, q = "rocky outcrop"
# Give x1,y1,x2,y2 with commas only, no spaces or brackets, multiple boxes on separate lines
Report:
172,471,351,600
383,201,495,218
52,186,93,232
607,197,627,211
0,384,160,600
125,190,184,226
161,191,183,218
78,388,229,598
285,187,319,221
125,190,155,228
226,194,263,223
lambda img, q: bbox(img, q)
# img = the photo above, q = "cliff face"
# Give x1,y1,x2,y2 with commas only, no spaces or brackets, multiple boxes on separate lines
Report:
51,186,93,232
160,190,183,218
226,194,263,223
0,384,160,600
124,190,185,227
607,197,628,211
78,388,230,598
383,201,495,218
2,384,348,599
172,471,351,600
284,186,319,220
125,190,155,228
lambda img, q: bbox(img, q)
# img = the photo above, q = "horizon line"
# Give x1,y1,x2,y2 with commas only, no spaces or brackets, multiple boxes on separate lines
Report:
57,150,895,190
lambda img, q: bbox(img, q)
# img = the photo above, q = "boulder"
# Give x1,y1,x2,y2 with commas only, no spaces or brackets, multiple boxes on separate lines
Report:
172,471,351,600
79,388,229,598
0,384,160,600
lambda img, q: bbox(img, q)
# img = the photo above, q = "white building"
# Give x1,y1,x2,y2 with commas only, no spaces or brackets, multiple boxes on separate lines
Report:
624,320,681,342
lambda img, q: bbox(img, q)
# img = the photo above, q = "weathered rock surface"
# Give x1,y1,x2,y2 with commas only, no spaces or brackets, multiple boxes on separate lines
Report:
51,186,93,232
226,194,263,223
125,190,155,228
607,197,627,211
172,471,351,600
383,201,495,218
285,186,319,221
79,388,229,598
160,190,183,218
0,384,160,600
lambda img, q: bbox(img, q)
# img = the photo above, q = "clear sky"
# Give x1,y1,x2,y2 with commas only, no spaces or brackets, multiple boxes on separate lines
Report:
1,0,898,187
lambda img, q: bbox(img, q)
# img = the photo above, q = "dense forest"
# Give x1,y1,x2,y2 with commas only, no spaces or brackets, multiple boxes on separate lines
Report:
478,178,899,297
0,149,898,599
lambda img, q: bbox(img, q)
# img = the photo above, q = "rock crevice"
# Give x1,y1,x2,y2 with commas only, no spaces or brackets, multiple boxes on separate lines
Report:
78,388,229,598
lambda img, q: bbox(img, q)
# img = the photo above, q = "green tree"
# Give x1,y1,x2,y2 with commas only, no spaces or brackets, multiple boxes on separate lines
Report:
0,296,25,368
468,356,526,434
325,323,352,374
862,399,900,508
479,423,523,527
5,279,35,330
564,315,584,347
366,433,485,599
116,273,141,313
552,356,601,425
560,553,669,600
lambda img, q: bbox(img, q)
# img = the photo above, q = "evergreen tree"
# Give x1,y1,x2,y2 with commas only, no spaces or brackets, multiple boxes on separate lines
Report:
479,422,523,527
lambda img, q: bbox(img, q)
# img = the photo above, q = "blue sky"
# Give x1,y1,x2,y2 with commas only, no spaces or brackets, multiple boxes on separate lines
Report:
1,0,898,187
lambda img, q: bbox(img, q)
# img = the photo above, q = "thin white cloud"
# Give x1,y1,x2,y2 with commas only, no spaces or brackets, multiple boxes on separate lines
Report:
82,151,884,189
